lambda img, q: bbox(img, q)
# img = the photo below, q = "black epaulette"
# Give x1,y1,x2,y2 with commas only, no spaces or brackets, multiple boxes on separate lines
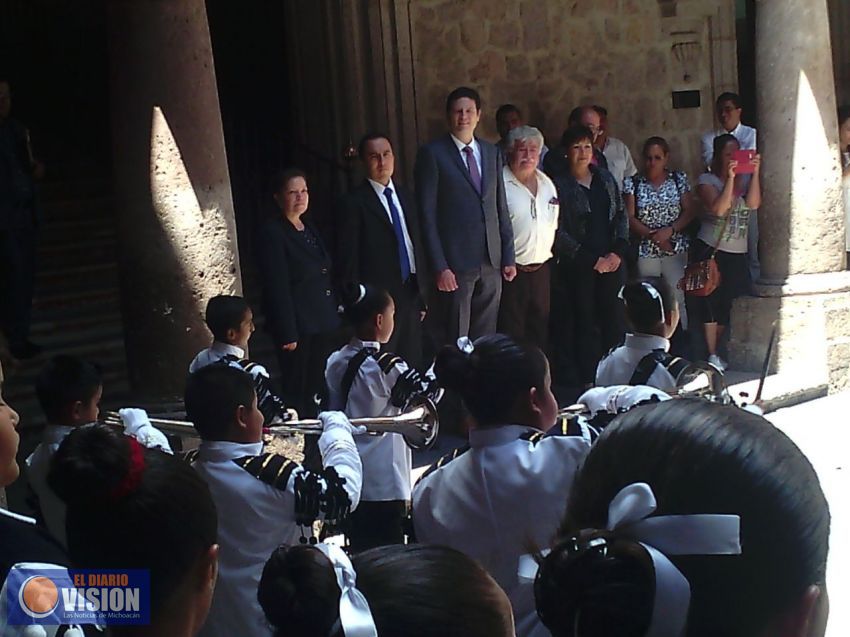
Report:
181,449,200,464
547,415,600,444
415,445,470,485
375,351,403,374
233,453,297,491
520,430,546,445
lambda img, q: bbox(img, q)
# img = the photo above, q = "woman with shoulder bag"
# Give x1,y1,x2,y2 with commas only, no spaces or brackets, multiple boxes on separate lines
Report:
690,134,761,370
623,137,694,336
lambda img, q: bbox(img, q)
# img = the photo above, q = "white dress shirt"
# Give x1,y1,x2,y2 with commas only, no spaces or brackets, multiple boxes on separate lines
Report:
367,178,417,274
413,424,592,637
325,338,413,501
701,122,757,166
25,425,77,546
503,166,558,265
595,333,677,391
601,136,637,188
451,134,483,177
193,431,362,637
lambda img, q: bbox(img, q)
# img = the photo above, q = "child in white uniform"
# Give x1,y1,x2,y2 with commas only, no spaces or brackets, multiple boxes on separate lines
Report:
595,277,689,392
325,284,429,551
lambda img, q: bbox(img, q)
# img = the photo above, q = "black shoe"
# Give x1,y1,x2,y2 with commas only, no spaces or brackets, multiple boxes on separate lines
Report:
10,340,43,360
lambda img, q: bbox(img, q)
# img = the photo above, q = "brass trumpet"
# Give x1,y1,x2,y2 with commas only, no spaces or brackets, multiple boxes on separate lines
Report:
101,397,440,452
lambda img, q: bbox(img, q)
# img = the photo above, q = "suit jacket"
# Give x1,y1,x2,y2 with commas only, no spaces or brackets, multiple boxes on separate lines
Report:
254,214,341,346
336,180,425,305
415,134,514,274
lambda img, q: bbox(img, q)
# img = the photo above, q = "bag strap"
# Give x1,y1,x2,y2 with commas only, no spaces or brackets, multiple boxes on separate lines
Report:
629,349,687,386
340,347,378,408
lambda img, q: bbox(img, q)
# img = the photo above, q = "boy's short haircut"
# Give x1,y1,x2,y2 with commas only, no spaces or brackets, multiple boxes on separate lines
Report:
185,364,257,440
35,356,103,422
205,295,250,342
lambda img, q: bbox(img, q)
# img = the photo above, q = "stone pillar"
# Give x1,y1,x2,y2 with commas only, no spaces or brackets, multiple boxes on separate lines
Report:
108,0,242,401
729,0,850,392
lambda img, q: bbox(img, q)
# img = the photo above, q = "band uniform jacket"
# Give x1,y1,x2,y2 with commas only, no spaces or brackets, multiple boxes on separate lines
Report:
325,339,418,501
595,333,686,392
412,423,593,637
191,428,362,637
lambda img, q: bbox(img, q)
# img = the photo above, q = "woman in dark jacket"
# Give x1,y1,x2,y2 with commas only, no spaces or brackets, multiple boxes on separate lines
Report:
550,125,628,389
255,168,342,418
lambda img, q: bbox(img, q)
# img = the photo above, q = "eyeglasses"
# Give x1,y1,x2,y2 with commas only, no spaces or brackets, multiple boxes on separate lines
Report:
530,198,537,220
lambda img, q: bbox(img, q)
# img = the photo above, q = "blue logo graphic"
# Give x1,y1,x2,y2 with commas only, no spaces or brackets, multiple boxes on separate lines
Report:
6,567,150,626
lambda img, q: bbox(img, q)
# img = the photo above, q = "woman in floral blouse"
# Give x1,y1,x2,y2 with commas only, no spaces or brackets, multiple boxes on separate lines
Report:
624,136,695,332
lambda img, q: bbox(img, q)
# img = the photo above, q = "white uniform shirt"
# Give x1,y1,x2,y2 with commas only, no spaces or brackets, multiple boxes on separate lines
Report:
189,342,271,380
595,333,677,391
193,430,362,637
600,136,637,188
503,166,559,265
367,178,417,274
325,339,412,501
701,122,757,166
412,424,592,637
25,425,76,546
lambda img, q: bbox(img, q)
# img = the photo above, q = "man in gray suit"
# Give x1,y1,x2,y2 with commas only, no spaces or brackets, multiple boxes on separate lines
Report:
415,86,516,346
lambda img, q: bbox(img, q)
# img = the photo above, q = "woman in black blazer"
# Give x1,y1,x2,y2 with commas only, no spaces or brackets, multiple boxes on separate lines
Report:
255,168,342,418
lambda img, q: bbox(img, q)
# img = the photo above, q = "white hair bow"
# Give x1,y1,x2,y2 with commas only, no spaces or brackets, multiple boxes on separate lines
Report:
456,336,475,354
519,482,741,637
315,544,378,637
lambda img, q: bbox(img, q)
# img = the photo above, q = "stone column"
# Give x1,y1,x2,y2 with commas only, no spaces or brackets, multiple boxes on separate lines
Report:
729,0,850,392
108,0,242,401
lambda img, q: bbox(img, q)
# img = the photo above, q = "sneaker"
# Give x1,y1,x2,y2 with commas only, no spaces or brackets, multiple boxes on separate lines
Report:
708,354,727,371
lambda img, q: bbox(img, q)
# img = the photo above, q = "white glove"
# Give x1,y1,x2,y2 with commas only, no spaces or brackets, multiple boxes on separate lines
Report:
318,410,368,436
119,408,173,454
578,385,670,417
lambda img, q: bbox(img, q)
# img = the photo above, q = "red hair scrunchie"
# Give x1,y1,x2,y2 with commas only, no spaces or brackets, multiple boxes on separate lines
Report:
108,437,146,502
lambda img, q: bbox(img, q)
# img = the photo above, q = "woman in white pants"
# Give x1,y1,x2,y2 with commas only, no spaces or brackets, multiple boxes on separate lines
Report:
623,136,694,330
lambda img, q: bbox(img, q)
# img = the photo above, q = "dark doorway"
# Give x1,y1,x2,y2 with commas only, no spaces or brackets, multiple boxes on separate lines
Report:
0,1,110,177
736,0,757,126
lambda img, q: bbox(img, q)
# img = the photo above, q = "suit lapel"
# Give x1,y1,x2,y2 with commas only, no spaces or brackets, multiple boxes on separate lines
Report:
361,182,394,233
444,134,480,196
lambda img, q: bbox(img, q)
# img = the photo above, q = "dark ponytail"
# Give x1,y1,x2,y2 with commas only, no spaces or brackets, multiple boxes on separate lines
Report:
339,282,392,328
48,424,218,616
258,545,341,637
620,277,676,334
535,532,652,637
259,544,514,637
537,400,830,637
434,333,548,426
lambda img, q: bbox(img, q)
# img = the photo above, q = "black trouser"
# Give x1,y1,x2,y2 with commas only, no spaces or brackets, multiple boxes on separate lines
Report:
0,225,38,347
553,261,625,385
275,329,345,472
347,500,408,552
498,262,551,352
385,277,424,369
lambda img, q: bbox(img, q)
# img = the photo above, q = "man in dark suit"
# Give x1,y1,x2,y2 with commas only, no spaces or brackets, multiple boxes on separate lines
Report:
415,86,516,345
336,133,426,367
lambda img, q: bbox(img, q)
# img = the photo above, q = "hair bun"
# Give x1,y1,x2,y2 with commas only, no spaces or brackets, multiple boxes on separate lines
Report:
258,545,341,637
47,424,134,507
535,532,654,637
434,343,474,392
340,282,366,309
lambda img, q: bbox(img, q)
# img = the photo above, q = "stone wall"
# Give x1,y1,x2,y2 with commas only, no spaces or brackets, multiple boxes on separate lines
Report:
409,0,737,181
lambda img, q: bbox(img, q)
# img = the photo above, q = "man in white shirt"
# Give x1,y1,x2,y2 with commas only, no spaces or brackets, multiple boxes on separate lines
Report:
591,105,638,188
495,104,549,168
700,92,759,282
498,126,558,351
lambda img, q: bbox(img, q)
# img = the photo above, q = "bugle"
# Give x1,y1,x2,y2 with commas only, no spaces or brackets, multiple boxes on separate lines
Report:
101,397,440,451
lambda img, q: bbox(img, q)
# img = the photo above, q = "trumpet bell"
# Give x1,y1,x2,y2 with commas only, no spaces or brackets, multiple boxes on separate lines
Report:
673,361,731,404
